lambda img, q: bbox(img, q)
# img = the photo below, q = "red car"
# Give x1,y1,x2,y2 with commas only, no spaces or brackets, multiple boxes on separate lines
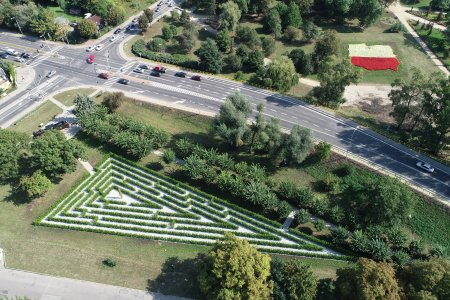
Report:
99,73,110,79
191,75,201,81
87,55,94,64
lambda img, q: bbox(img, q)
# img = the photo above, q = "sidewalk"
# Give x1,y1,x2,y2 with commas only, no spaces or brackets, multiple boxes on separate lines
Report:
390,3,447,31
0,65,35,102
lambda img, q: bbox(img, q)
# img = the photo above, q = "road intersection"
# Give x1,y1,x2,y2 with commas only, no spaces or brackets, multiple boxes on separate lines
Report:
0,3,449,202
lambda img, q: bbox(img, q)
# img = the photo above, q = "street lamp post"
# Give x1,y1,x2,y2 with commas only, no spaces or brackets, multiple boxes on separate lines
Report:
346,126,359,160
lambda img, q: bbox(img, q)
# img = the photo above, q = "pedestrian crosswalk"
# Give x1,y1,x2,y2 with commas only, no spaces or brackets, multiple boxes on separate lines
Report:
103,76,119,87
118,61,137,73
29,45,64,67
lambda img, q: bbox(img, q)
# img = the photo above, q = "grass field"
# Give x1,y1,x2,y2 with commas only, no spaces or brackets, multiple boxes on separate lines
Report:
53,88,97,107
9,100,62,134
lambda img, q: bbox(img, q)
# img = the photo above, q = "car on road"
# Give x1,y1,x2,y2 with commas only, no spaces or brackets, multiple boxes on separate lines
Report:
191,75,202,81
87,55,94,63
14,56,25,63
155,7,160,12
46,70,56,78
153,65,166,73
133,68,144,73
150,71,161,77
139,64,149,69
86,45,95,52
0,53,8,59
109,35,118,42
114,28,122,34
6,48,19,56
175,71,187,78
416,161,434,173
21,52,31,59
118,78,129,85
99,72,110,79
157,1,163,6
95,44,105,51
132,18,138,24
168,2,173,7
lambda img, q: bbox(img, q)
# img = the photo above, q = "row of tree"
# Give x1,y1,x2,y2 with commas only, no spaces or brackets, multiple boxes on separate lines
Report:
0,129,86,199
197,233,450,300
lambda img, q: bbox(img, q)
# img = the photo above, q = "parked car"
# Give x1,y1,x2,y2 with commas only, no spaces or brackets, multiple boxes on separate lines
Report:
6,48,19,56
132,18,138,24
114,28,122,34
153,65,166,73
416,161,435,173
86,45,95,52
95,44,104,51
191,75,201,81
99,72,110,79
139,64,149,69
70,22,79,27
46,70,56,78
20,52,31,59
32,129,45,138
118,78,129,85
109,35,118,42
150,71,161,77
45,121,70,130
175,71,187,78
155,7,160,12
133,68,144,73
87,55,94,64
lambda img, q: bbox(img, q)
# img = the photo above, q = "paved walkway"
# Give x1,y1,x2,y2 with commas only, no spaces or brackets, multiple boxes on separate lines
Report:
389,3,449,76
392,4,447,31
0,268,190,300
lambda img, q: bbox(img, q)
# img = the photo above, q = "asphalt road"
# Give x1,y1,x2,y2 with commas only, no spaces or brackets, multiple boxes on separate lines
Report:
0,3,449,200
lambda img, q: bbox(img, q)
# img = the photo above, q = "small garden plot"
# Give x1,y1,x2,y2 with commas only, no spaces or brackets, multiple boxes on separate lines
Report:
348,43,400,71
36,156,346,259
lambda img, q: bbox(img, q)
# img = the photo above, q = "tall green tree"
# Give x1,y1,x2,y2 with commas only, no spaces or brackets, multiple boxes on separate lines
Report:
258,56,299,92
137,14,149,32
0,130,30,182
350,0,383,28
336,258,401,300
302,21,321,41
105,5,125,26
249,103,266,153
77,19,97,38
31,130,87,179
313,30,339,64
284,1,302,28
143,8,154,23
233,0,250,13
29,7,57,38
288,49,313,76
215,29,233,52
324,0,353,23
214,91,252,148
261,36,276,56
279,125,313,165
198,233,273,300
218,1,242,32
197,38,224,73
18,170,52,199
74,94,95,117
102,92,125,113
264,8,282,38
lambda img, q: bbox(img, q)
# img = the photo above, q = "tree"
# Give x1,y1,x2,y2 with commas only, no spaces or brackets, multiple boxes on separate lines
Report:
277,125,313,165
29,6,57,38
225,54,243,72
249,103,266,153
170,9,180,21
18,171,52,199
264,9,282,38
271,258,318,300
277,200,292,218
215,29,232,52
214,91,252,148
236,26,261,49
77,19,97,39
102,92,125,112
74,94,95,117
311,60,361,108
261,36,276,56
0,59,16,85
0,130,30,182
197,38,224,73
162,24,177,40
178,23,198,53
137,14,149,32
294,0,314,12
31,130,87,179
249,0,276,14
379,0,397,8
296,209,310,224
162,149,176,164
218,1,242,32
284,26,302,42
284,1,302,28
233,0,250,13
417,77,450,155
302,21,321,41
324,0,353,23
336,258,401,300
144,8,154,23
180,9,190,25
315,141,332,161
313,30,339,64
198,233,273,299
258,56,299,92
105,5,125,26
147,37,166,52
351,0,383,28
245,49,264,71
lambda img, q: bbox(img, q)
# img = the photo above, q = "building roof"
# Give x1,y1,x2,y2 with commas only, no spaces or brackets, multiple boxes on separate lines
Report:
87,15,102,25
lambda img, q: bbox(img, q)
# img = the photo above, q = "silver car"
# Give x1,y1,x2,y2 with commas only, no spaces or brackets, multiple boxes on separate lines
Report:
416,161,434,173
46,70,56,78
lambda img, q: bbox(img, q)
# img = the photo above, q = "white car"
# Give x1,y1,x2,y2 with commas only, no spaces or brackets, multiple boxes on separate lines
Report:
14,57,25,63
6,48,19,56
133,68,144,73
157,1,163,6
46,70,56,78
416,161,435,173
95,44,104,51
86,45,95,52
168,2,173,7
155,7,160,12
109,35,118,42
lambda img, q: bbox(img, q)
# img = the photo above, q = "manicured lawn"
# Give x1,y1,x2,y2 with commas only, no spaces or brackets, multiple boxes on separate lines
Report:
410,21,450,69
47,6,84,23
10,100,62,134
53,88,97,107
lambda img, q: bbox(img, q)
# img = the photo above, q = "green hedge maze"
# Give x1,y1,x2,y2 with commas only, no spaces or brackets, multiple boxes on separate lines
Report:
37,157,345,259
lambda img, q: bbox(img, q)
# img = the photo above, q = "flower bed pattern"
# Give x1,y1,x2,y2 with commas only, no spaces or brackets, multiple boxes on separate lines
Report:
36,156,348,259
348,43,400,71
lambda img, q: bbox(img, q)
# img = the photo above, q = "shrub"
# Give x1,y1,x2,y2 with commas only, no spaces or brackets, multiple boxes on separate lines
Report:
313,219,326,232
314,141,332,162
277,180,298,201
277,201,292,218
296,209,311,225
297,187,315,207
322,173,339,192
162,149,176,164
388,21,406,33
103,258,117,267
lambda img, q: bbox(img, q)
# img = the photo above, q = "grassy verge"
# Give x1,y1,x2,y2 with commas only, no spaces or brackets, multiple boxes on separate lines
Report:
9,100,62,134
53,88,97,107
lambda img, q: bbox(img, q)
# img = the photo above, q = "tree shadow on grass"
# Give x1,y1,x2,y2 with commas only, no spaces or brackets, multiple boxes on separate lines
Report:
147,254,206,299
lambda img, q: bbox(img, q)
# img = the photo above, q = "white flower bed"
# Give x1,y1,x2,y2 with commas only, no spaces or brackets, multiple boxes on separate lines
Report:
37,157,344,258
348,43,396,58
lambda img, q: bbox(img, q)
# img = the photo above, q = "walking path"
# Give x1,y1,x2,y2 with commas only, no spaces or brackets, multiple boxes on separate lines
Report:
393,5,447,31
389,3,449,76
0,268,190,300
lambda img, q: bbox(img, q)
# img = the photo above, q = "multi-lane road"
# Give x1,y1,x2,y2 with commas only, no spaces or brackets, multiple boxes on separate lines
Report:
0,2,449,201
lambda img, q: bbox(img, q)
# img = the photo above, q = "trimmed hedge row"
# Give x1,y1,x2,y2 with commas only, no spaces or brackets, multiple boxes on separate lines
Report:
102,216,167,228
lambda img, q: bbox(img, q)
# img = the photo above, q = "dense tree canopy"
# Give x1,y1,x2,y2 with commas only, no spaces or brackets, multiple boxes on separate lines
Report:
257,56,299,92
18,170,52,199
218,1,242,32
0,130,30,182
197,38,224,73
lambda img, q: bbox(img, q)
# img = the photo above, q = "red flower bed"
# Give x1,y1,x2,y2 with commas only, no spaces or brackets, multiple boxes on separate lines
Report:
351,57,400,71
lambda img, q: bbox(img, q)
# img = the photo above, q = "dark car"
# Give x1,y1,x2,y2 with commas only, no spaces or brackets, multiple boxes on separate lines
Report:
21,52,31,59
114,28,122,34
0,53,8,59
53,121,70,130
175,71,187,78
32,129,45,138
150,71,161,77
191,75,201,81
99,72,110,79
139,64,149,69
118,78,129,85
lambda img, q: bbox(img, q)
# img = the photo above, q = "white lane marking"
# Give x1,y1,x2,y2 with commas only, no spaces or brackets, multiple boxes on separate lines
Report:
174,100,186,104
